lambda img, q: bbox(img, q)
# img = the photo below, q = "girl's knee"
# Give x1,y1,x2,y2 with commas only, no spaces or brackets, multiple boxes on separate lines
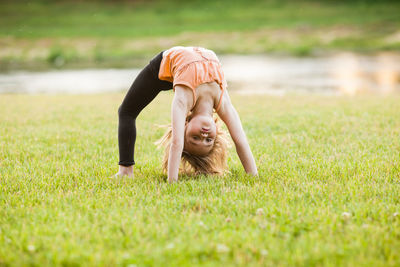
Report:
118,104,139,119
118,105,130,117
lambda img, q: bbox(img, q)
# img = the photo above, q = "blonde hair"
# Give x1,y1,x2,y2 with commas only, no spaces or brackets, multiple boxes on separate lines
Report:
156,118,230,175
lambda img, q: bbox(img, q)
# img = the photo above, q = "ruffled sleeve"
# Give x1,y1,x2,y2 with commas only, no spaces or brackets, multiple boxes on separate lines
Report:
158,51,173,82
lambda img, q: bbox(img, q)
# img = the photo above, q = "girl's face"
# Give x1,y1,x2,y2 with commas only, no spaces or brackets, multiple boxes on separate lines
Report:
184,115,217,156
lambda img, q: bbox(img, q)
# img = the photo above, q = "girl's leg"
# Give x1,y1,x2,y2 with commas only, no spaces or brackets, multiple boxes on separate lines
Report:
118,52,172,166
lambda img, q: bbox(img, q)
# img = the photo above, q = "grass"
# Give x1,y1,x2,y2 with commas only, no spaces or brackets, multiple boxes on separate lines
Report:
1,93,399,266
0,0,400,69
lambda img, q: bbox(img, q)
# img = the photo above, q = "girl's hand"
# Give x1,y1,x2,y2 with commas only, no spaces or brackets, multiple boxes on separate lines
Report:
115,165,134,178
168,177,178,184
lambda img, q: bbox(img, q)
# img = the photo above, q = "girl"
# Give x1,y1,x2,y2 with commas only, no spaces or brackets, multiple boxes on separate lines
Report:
116,46,257,182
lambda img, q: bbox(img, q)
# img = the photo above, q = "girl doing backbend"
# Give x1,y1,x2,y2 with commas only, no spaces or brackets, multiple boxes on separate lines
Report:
116,46,257,182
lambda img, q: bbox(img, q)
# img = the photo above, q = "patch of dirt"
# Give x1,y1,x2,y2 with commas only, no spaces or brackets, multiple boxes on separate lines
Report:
0,25,391,62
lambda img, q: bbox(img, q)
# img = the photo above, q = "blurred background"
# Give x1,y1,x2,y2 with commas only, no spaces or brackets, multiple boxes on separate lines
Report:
0,0,399,95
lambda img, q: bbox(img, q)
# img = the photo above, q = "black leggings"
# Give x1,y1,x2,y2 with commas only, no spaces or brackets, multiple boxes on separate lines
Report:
118,52,173,166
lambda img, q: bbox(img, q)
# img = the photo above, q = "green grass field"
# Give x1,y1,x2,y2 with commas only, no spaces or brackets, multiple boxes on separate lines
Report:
1,0,399,69
1,93,399,266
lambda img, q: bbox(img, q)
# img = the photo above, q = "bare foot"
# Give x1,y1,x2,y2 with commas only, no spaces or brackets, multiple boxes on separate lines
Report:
114,165,134,178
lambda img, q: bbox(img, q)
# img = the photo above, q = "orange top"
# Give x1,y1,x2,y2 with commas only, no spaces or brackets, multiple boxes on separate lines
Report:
158,46,227,112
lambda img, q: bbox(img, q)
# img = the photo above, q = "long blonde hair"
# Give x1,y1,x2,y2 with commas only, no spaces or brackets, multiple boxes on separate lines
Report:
156,118,230,175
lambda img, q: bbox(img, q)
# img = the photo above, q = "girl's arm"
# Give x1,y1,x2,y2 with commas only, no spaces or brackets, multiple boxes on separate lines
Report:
167,86,192,183
217,91,258,175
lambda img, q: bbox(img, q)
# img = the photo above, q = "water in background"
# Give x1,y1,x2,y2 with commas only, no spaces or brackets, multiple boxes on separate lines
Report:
0,52,399,95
